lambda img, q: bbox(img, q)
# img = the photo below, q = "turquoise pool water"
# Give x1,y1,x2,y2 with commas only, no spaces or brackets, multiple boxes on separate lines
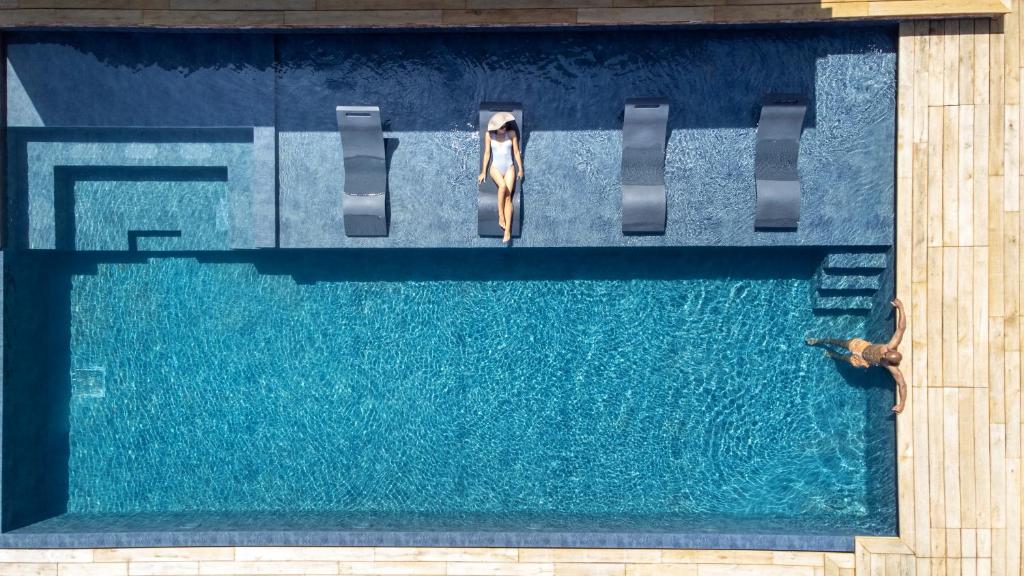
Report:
4,248,896,536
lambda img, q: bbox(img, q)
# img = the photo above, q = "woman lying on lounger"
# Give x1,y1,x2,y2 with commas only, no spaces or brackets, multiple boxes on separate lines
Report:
477,112,524,244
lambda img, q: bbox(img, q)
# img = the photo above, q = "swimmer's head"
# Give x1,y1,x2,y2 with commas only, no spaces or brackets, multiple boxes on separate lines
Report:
884,350,903,366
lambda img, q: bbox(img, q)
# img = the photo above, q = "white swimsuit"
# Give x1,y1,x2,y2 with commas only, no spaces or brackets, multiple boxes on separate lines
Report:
490,137,514,173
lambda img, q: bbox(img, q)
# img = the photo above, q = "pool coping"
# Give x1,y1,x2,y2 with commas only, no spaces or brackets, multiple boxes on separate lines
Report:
0,529,854,552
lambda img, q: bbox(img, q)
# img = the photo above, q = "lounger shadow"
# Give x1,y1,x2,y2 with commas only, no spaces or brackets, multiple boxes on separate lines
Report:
621,98,670,234
754,94,807,230
478,102,523,238
337,106,388,237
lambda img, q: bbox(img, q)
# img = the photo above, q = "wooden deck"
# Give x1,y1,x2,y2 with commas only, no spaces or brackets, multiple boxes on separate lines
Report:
0,0,1010,28
1,2,1023,576
887,9,1024,576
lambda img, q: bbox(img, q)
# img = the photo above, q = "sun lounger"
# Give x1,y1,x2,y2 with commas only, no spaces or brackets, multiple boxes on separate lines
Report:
337,106,388,237
754,94,807,230
621,98,670,234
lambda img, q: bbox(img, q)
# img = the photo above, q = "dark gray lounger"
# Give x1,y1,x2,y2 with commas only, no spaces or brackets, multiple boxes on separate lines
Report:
337,105,388,237
754,94,807,230
478,102,523,238
621,98,670,234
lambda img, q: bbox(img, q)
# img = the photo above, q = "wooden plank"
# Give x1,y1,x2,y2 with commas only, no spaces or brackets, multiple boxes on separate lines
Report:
990,176,1006,317
944,19,960,105
1006,458,1022,576
898,554,915,576
885,554,901,576
976,19,991,106
930,106,946,248
1004,106,1020,212
870,552,886,576
991,318,1007,424
1005,209,1021,319
375,549,517,562
963,527,977,557
913,281,933,556
960,388,978,528
917,558,931,576
933,105,946,247
975,247,991,390
581,6,714,24
991,423,1007,528
143,9,287,25
19,0,167,7
990,17,1005,177
440,8,578,24
915,20,932,144
524,550,660,564
1007,351,1022,457
991,527,1007,576
962,105,977,246
931,20,946,107
960,246,976,386
929,386,948,537
962,19,977,105
914,143,931,283
944,387,963,528
977,558,991,576
978,528,992,558
860,538,913,556
0,8,145,26
944,247,960,387
929,247,944,388
1006,213,1021,350
912,279,929,388
1006,11,1021,106
899,22,915,183
948,528,962,558
975,104,991,247
944,106,961,246
897,101,915,548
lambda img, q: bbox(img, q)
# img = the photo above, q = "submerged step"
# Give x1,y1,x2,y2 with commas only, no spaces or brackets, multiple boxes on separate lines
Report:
823,251,888,271
812,294,875,312
817,271,882,291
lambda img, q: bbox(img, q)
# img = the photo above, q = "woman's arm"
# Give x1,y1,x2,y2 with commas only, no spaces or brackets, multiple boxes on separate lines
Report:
887,298,906,349
512,132,524,179
478,132,491,184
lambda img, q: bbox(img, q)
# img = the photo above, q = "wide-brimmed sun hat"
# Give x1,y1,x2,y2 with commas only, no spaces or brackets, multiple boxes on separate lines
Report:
487,111,515,131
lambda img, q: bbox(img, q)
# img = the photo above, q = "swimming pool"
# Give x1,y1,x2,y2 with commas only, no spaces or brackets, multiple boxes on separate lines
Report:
1,25,897,550
1,247,896,549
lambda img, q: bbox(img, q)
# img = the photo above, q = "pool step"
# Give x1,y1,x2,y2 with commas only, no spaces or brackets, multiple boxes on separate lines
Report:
823,251,887,272
816,271,882,292
812,294,875,313
812,250,889,316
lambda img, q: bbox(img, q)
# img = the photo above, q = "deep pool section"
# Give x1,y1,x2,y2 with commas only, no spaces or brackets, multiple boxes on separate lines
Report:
3,248,896,544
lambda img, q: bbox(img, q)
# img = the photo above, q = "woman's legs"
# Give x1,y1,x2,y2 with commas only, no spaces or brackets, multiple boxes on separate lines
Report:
501,168,516,242
489,165,507,229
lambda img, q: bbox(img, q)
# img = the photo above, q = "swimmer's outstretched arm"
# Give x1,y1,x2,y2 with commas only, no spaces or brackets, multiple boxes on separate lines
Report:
887,298,906,349
887,365,907,414
477,132,491,184
512,131,524,180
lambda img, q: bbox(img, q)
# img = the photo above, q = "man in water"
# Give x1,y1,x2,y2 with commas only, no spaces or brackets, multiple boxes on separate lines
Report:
806,298,907,414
